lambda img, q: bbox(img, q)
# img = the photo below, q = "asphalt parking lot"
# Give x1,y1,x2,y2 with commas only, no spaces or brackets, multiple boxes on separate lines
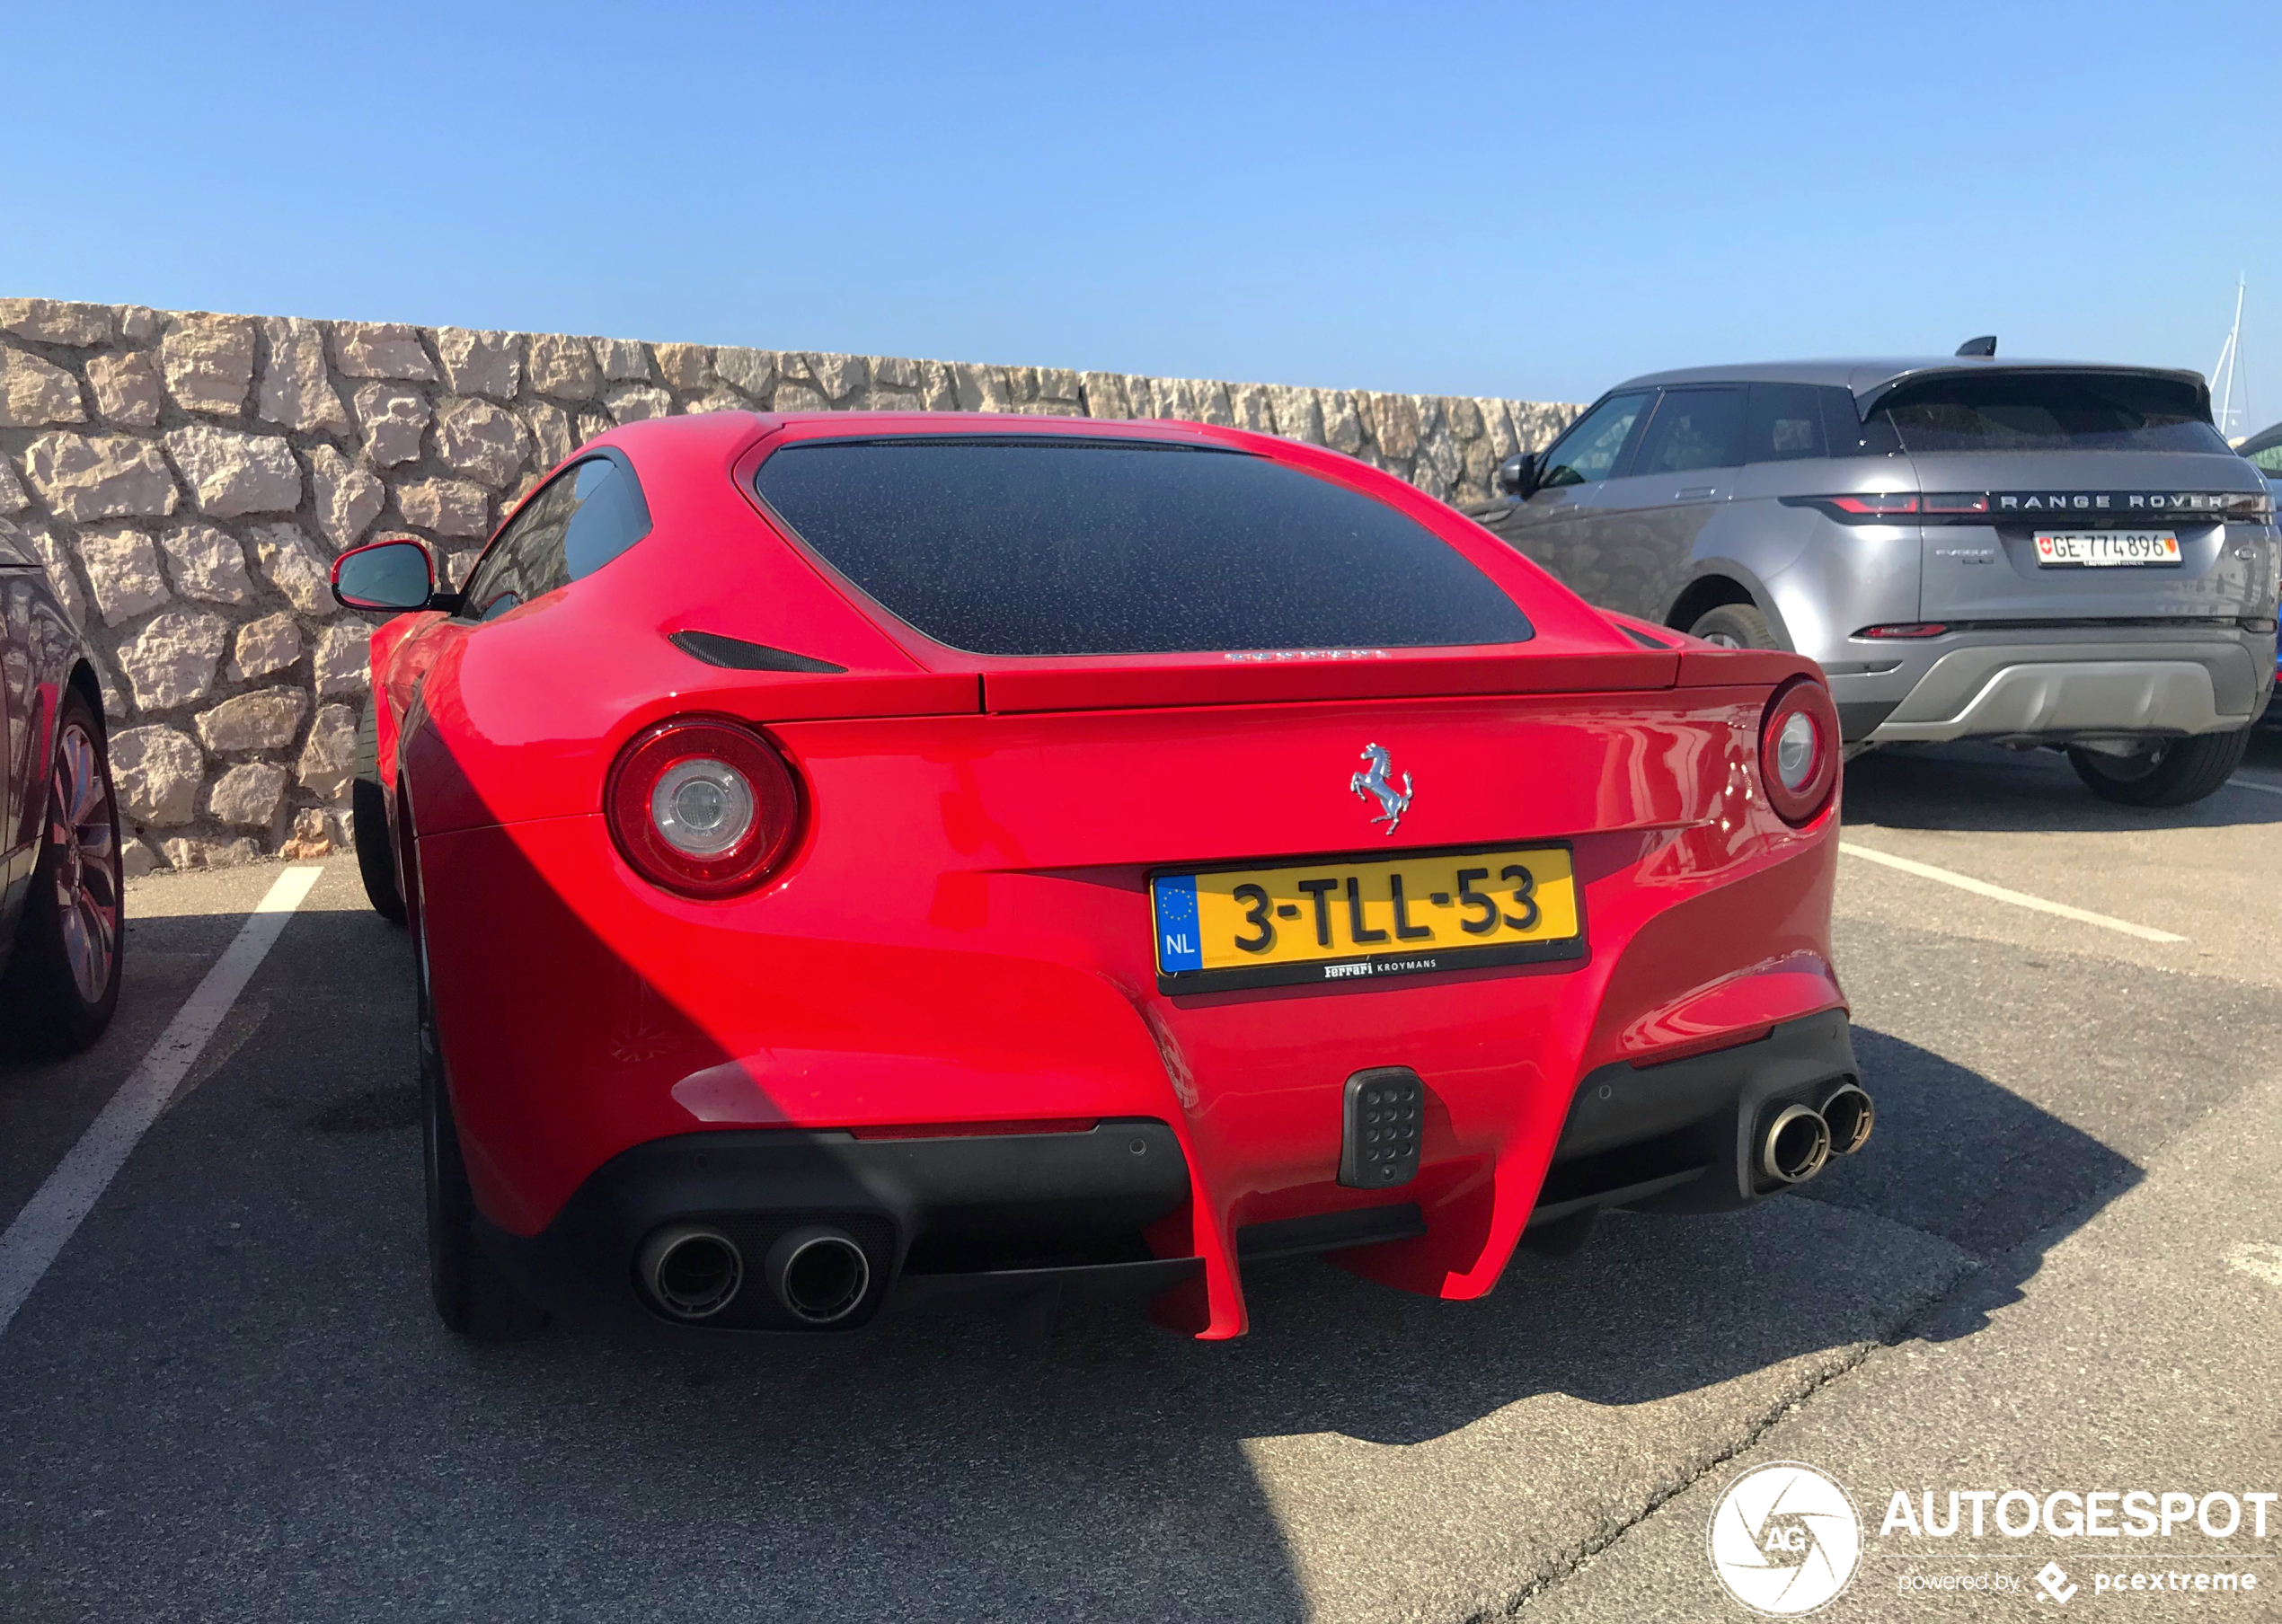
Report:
3,738,2280,1623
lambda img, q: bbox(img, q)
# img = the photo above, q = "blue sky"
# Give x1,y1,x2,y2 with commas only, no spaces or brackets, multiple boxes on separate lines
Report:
4,2,2273,414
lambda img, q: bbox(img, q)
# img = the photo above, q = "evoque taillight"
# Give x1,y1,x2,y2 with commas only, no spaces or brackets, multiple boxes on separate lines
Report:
1784,492,1994,520
1758,679,1839,827
1826,492,1917,516
606,717,803,897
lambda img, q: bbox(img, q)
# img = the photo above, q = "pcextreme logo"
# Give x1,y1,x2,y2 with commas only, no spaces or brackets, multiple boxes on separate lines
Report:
1708,1461,1864,1616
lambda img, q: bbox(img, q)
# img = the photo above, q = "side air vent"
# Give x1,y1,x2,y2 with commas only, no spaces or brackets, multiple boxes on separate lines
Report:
669,631,846,674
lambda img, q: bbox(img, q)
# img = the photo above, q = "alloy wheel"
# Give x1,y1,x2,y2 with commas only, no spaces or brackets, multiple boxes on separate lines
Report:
48,721,120,1006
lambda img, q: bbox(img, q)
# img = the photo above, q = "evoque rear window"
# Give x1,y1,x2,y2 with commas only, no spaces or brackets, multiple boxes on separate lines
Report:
1875,373,2229,455
753,437,1534,656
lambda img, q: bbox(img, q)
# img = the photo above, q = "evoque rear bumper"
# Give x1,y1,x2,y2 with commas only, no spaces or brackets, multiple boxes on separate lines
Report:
1825,626,2276,744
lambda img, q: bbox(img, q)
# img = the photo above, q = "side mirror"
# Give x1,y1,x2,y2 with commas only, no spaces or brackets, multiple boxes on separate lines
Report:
1495,452,1541,499
332,538,449,613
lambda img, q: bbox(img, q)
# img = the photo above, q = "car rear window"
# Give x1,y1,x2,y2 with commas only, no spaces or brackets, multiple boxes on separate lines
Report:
1875,372,2230,455
752,437,1534,656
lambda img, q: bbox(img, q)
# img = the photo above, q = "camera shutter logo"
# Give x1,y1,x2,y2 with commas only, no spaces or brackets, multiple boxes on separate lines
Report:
1707,1461,1862,1615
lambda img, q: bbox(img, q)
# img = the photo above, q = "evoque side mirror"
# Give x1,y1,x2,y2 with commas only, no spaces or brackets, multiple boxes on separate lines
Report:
331,537,461,614
1495,452,1541,499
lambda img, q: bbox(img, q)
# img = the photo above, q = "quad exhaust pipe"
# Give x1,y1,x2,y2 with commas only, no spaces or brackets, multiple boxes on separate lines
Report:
1759,1103,1831,1185
1756,1083,1876,1187
1818,1083,1875,1158
637,1222,873,1324
764,1226,871,1324
638,1224,744,1320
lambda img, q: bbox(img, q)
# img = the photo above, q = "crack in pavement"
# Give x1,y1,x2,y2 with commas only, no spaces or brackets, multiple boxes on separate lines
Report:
1493,1246,1982,1620
1501,1051,2277,1620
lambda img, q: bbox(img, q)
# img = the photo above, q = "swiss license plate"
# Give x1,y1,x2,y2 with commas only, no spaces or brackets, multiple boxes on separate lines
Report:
2034,530,2180,567
1151,843,1583,993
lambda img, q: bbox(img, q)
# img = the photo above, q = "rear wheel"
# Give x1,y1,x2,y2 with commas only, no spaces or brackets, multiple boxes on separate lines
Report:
418,915,547,1341
354,702,406,924
1686,603,1779,650
0,690,124,1056
2068,728,2251,808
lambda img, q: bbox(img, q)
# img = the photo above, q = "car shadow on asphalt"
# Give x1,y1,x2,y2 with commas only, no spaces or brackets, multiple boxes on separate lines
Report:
1841,738,2282,834
1805,1026,2142,1267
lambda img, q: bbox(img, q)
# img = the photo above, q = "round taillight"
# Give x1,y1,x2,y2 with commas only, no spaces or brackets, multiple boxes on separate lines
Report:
606,719,802,896
1758,679,1838,826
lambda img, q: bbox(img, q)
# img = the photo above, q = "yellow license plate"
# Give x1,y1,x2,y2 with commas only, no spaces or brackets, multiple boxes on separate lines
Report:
1152,843,1583,993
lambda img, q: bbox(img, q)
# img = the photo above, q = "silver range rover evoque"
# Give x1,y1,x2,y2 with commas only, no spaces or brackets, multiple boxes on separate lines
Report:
1471,352,2280,805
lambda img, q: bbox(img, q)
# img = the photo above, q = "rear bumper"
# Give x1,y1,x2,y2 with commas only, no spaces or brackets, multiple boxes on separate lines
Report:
480,1119,1436,1332
1535,1008,1859,1222
1823,627,2275,744
481,1121,1203,1332
484,1012,1860,1334
417,702,1849,1340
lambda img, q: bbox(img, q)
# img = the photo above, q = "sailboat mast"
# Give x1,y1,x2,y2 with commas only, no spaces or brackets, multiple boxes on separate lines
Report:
2212,276,2246,440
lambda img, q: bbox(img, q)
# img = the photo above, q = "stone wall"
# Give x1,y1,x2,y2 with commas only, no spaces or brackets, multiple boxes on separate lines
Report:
0,296,1581,870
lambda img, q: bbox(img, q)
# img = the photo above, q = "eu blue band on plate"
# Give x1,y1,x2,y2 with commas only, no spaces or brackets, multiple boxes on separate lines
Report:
1153,875,1203,972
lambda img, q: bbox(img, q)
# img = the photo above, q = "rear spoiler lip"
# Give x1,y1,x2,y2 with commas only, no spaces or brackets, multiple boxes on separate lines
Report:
676,648,1820,722
979,650,1682,713
1588,607,1825,692
1676,647,1823,690
1854,362,2211,419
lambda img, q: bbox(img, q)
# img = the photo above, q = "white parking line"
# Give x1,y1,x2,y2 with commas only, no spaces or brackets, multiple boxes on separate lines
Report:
1838,842,2187,944
2225,775,2282,799
0,864,323,1338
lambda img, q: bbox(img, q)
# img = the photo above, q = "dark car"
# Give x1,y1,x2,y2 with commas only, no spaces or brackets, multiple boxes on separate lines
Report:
2239,419,2282,718
0,514,123,1055
2241,419,2282,490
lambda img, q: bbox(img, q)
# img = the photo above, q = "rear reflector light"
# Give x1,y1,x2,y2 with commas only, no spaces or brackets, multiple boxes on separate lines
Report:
2226,490,2275,523
1921,492,1990,514
1854,622,1949,639
1759,679,1838,826
846,1118,1100,1141
606,717,802,897
1827,492,1918,516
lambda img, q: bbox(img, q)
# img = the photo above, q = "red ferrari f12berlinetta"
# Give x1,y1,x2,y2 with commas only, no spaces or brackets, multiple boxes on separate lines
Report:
331,410,1866,1342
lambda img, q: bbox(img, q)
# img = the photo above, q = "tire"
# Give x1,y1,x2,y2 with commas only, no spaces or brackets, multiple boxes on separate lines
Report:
418,916,548,1341
2067,728,2251,808
1687,603,1780,650
354,702,407,924
0,690,124,1056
